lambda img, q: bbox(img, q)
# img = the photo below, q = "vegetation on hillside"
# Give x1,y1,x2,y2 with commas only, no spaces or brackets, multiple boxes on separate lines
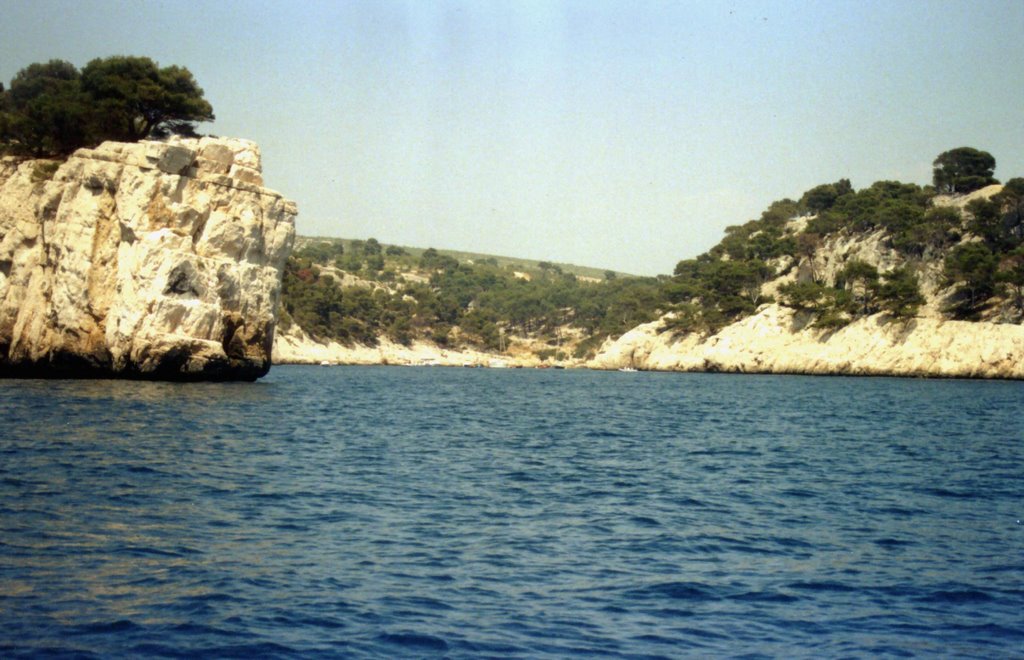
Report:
0,56,213,157
279,147,1023,358
4,57,1017,351
281,240,666,359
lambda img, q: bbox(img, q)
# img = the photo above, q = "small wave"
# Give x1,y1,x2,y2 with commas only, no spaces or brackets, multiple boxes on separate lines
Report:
871,505,925,517
672,625,729,640
917,487,975,499
72,619,141,635
170,622,247,637
273,522,308,532
945,622,1024,638
378,632,449,651
770,536,814,549
267,613,347,630
917,589,994,604
189,592,239,603
630,581,720,602
247,491,291,501
387,595,455,612
128,642,196,658
787,580,858,593
454,638,530,655
631,633,683,645
194,641,300,657
780,488,817,499
505,470,538,482
730,590,800,603
7,644,107,658
687,448,760,457
116,545,187,558
170,593,244,617
587,429,628,439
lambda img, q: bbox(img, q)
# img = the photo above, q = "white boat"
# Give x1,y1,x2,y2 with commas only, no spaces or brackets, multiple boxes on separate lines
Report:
618,367,637,372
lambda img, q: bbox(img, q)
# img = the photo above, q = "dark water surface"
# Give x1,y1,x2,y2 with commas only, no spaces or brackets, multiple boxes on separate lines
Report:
1,366,1022,658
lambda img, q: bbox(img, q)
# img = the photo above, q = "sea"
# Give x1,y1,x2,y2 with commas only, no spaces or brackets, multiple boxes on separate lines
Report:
1,365,1022,658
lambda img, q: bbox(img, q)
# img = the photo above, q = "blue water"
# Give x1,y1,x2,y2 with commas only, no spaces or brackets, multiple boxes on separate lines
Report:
1,367,1022,658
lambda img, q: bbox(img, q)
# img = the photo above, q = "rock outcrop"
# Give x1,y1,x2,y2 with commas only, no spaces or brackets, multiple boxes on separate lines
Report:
0,137,296,380
587,184,1023,380
588,304,1024,379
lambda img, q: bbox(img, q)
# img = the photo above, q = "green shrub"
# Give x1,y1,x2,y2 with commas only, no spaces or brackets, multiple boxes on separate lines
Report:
877,266,925,320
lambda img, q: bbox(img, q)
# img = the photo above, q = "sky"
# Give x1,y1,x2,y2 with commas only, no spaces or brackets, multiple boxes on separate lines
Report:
2,1,1023,275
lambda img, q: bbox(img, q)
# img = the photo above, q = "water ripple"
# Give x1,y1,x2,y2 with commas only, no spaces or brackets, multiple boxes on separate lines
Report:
1,368,1022,657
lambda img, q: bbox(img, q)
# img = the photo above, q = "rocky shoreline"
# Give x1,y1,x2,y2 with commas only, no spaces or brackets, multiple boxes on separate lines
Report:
273,303,1024,380
591,303,1024,379
272,323,565,369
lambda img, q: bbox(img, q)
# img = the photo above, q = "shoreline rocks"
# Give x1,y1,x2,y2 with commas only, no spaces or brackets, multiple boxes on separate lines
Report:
586,304,1024,380
272,323,569,369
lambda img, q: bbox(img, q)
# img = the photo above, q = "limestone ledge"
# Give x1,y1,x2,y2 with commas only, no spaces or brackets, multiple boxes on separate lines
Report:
272,323,566,369
71,137,295,207
587,304,1024,380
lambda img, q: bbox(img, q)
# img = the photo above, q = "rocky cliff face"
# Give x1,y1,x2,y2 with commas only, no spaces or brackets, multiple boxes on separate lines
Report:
0,137,296,380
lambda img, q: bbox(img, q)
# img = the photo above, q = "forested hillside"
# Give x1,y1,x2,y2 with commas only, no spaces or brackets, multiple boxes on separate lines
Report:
282,146,1024,362
281,240,664,360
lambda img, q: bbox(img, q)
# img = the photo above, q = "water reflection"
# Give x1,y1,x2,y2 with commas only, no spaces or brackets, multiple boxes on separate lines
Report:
1,376,278,405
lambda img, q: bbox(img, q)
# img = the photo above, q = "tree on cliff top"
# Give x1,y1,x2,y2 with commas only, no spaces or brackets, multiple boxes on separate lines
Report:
933,147,998,194
81,56,214,141
0,56,214,156
0,60,92,156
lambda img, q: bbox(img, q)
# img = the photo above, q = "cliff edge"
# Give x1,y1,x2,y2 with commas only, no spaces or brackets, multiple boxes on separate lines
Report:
0,137,296,380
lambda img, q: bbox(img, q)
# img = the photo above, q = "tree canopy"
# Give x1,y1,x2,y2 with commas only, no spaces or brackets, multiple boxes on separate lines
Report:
0,60,91,156
932,147,998,194
0,56,214,156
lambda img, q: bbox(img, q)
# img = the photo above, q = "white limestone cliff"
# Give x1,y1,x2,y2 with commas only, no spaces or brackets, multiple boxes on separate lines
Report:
0,137,296,380
587,304,1024,378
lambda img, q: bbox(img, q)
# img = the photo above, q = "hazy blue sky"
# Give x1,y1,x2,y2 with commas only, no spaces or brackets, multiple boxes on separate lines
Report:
3,1,1023,275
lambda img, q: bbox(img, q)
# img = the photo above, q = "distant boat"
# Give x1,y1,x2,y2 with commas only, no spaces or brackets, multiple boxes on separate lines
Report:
618,367,637,372
320,360,331,366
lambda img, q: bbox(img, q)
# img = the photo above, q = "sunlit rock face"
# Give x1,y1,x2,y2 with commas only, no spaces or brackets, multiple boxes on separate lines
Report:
588,304,1024,379
0,137,296,380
